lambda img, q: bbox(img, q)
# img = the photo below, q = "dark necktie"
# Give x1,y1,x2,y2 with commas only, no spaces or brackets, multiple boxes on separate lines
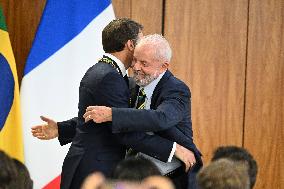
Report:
126,88,146,157
136,88,146,109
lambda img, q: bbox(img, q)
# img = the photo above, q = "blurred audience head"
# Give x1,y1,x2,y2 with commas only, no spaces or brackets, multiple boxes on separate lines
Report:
81,172,105,189
0,150,33,189
11,158,33,189
142,175,175,189
113,156,161,182
197,159,250,189
0,150,17,189
81,173,144,189
108,181,144,189
212,146,258,188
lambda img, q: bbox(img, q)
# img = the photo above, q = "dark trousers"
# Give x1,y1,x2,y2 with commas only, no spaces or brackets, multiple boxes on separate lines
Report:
166,166,188,189
166,163,202,189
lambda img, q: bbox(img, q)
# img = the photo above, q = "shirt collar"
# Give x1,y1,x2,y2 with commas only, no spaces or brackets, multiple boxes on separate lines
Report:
142,71,166,99
104,53,127,76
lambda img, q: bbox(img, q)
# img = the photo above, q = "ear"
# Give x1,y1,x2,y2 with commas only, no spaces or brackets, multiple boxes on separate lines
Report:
125,40,135,51
162,61,169,70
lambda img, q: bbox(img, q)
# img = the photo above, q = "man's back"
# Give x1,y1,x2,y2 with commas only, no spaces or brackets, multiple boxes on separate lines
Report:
61,62,129,189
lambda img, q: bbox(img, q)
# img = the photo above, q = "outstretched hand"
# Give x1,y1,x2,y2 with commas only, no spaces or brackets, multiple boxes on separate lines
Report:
31,116,58,140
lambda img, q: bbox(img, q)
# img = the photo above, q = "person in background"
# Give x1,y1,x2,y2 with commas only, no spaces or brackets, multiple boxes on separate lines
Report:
0,150,33,189
211,146,258,188
81,157,171,189
0,150,17,189
80,172,105,189
143,175,175,189
197,158,250,189
113,156,161,182
12,159,33,189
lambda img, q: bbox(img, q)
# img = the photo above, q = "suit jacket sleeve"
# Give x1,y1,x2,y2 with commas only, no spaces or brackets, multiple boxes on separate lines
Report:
94,72,174,162
157,126,202,163
57,117,78,146
112,82,190,133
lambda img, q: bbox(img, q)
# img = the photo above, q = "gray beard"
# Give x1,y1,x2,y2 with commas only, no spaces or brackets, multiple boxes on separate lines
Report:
133,73,158,87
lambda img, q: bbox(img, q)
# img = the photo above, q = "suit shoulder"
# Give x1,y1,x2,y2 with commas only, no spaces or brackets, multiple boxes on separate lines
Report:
81,63,122,88
87,62,115,75
83,63,119,80
168,75,191,92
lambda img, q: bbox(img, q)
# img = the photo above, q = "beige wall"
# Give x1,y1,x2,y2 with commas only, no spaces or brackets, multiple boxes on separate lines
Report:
1,0,283,188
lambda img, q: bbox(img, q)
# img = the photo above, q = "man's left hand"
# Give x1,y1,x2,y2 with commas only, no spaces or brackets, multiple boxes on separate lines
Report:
174,143,196,172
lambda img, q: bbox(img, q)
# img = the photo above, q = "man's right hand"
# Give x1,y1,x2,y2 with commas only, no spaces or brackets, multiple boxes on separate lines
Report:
83,106,112,123
31,116,58,140
174,143,196,172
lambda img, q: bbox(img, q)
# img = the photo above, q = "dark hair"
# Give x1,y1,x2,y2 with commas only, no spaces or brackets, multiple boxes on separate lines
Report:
212,146,258,189
0,151,33,189
12,159,33,189
102,18,143,53
0,151,18,189
113,156,161,182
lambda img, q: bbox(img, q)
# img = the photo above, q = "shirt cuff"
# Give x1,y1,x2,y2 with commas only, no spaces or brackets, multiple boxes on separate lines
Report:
167,142,176,162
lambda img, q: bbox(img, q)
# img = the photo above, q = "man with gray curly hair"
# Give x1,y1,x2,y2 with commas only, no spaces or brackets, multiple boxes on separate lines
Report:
132,34,172,87
84,34,202,189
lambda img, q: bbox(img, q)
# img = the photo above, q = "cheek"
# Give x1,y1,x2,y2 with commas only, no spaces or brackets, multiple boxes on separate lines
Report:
143,68,156,76
140,67,152,75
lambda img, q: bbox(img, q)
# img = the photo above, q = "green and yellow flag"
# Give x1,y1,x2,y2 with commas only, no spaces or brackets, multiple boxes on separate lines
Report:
0,5,24,162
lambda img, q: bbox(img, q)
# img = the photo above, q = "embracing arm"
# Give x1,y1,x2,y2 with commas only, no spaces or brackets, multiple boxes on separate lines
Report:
84,82,190,133
115,132,173,162
113,83,190,132
114,131,195,171
91,73,194,170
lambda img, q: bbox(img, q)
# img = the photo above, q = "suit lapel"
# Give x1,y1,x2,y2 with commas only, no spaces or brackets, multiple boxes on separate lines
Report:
150,70,173,109
130,85,139,108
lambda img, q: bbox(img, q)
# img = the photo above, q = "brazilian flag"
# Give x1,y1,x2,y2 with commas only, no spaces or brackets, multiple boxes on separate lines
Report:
0,5,24,162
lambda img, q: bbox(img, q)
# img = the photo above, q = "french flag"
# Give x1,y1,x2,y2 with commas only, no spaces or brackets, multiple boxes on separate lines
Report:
20,1,115,188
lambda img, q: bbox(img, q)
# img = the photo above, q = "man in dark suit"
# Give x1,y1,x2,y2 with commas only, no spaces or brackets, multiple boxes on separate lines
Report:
31,19,194,189
83,34,202,189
